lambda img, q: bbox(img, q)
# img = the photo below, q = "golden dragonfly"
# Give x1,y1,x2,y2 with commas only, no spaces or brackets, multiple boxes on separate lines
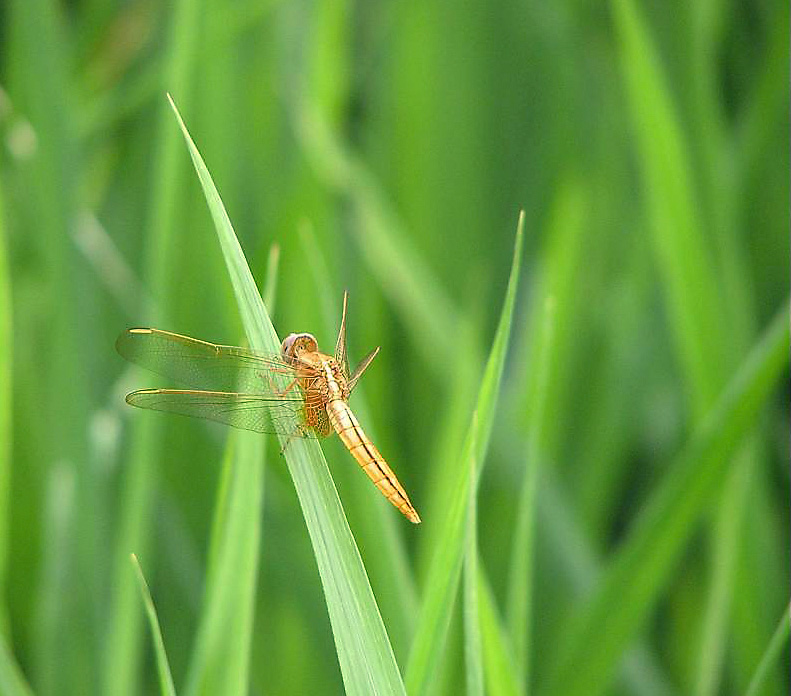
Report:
116,292,420,524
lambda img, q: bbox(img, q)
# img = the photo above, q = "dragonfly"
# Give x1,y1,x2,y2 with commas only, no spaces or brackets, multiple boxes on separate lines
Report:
116,292,420,524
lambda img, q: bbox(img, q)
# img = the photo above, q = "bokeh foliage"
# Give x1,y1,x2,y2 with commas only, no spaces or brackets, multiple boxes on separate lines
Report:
0,0,788,694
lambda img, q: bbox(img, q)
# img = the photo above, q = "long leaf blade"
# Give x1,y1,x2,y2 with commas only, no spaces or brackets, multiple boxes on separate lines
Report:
543,303,790,696
131,555,177,696
406,213,524,694
464,416,483,696
168,97,407,696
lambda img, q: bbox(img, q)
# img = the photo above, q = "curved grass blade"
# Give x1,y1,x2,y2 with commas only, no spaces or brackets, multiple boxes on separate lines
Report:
744,600,791,696
543,302,790,696
131,555,177,696
406,213,524,695
168,97,407,696
610,1,770,691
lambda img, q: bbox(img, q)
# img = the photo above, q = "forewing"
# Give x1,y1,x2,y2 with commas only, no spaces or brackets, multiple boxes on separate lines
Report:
116,328,298,392
125,389,322,437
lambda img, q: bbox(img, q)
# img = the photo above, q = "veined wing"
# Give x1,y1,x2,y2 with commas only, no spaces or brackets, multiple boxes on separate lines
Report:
125,389,321,437
116,328,306,392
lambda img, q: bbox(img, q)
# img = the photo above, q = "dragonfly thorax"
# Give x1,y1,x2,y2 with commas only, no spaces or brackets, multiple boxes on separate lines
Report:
282,332,350,401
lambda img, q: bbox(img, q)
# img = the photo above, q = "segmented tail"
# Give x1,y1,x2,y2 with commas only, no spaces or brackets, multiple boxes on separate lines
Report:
327,400,420,523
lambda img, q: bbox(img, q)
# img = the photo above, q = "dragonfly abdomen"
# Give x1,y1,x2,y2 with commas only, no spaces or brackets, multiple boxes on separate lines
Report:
326,399,420,524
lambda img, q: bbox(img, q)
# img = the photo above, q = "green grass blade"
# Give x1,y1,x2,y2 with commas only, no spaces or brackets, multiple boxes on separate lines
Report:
611,3,772,693
611,0,725,411
406,213,524,695
744,600,791,696
506,295,555,688
167,97,271,349
185,354,272,690
184,432,264,696
535,470,675,696
0,186,12,630
9,0,93,691
184,255,277,696
169,97,407,696
131,555,177,696
543,303,790,696
463,416,483,696
0,632,33,696
103,2,202,692
297,221,419,660
695,452,753,696
479,567,520,696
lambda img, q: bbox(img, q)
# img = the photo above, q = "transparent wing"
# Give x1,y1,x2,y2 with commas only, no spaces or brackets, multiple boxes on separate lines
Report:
116,327,303,392
125,389,321,437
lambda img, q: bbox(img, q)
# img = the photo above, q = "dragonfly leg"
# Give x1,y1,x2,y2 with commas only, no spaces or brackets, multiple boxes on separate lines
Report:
264,374,299,398
280,425,308,454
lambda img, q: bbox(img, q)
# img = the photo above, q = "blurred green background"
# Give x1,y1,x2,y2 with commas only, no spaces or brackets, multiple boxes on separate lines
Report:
0,0,788,694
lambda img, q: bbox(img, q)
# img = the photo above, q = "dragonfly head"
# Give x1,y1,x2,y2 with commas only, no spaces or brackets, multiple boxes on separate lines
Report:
281,332,319,359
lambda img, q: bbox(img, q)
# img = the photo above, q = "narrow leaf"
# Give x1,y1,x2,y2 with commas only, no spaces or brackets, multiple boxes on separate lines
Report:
479,567,520,696
184,255,278,696
464,415,483,696
184,433,264,696
406,213,524,695
168,97,406,696
297,220,419,659
131,555,177,696
544,303,790,696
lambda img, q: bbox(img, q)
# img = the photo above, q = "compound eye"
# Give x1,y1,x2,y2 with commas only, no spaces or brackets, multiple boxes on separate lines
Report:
281,333,300,356
281,332,319,357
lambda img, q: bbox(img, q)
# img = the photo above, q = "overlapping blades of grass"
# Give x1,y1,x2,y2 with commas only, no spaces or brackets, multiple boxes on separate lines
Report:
169,98,406,696
183,432,264,696
406,214,524,695
103,2,201,692
183,258,277,696
185,247,279,695
9,1,92,692
543,302,790,696
609,2,768,693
